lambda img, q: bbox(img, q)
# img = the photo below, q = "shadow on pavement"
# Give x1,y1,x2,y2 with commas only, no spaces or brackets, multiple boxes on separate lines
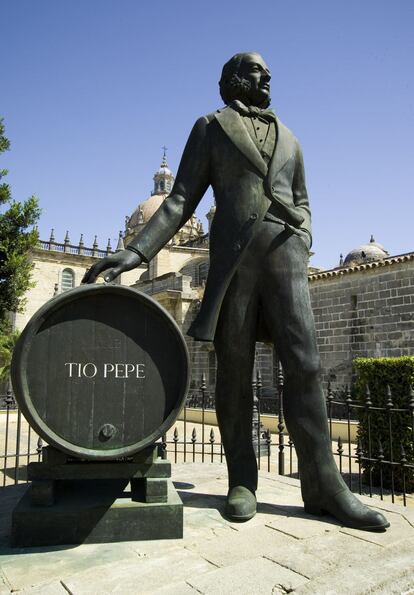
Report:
176,487,343,529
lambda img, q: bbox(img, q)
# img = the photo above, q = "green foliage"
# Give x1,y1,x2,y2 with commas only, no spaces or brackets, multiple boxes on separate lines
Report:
0,125,10,153
0,318,19,381
354,356,414,492
0,117,41,322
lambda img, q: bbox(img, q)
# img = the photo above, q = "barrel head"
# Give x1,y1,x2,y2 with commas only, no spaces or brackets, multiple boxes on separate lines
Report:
11,285,189,459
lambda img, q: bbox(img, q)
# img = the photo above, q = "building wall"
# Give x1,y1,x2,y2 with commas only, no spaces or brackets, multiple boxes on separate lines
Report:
150,245,209,279
13,248,147,331
309,256,414,387
14,251,90,330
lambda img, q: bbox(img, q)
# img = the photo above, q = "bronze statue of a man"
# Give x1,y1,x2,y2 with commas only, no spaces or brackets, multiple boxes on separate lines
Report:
83,53,389,531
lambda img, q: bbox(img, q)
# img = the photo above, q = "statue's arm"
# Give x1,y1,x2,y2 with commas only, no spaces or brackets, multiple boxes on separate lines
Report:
82,116,210,284
292,141,312,248
127,116,211,262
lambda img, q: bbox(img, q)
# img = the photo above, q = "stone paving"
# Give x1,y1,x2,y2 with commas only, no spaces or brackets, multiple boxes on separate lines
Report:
0,462,414,594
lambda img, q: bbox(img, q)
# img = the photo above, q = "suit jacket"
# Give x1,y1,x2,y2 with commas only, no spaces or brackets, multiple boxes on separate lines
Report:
129,106,312,342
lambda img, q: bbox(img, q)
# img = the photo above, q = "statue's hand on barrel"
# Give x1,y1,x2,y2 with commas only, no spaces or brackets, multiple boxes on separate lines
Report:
82,249,142,284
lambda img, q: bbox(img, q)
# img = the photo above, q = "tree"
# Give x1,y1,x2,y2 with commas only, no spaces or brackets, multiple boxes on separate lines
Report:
0,318,19,381
0,117,41,323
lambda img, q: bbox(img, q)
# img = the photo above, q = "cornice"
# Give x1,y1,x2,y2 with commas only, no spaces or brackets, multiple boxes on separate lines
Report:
309,252,414,282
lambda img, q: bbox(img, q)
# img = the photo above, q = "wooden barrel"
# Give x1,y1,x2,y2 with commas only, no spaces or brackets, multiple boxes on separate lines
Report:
11,284,189,460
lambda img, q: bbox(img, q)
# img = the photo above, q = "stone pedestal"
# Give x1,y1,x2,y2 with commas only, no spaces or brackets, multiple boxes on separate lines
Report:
11,446,183,547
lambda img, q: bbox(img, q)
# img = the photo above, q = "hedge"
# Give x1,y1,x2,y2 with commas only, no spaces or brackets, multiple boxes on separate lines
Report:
353,356,414,493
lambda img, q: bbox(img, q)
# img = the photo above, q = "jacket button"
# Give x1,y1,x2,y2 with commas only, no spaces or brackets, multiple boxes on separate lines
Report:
234,242,241,251
250,213,258,221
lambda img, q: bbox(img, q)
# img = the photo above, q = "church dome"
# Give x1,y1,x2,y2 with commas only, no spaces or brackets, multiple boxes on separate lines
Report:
129,193,166,230
124,149,204,245
342,235,389,267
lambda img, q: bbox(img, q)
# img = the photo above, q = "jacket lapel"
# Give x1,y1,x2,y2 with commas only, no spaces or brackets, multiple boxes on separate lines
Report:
215,108,268,177
267,118,296,182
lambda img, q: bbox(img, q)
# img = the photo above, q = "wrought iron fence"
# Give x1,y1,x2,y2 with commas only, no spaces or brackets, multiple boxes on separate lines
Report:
0,391,43,486
162,370,414,506
1,373,413,506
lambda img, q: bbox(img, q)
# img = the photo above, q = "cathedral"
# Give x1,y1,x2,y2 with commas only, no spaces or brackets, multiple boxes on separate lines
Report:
12,152,414,392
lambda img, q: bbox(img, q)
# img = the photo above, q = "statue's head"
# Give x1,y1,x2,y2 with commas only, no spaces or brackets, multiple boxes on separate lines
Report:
219,52,271,108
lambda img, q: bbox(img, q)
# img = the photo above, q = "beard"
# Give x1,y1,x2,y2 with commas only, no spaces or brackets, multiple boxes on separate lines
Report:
229,74,271,108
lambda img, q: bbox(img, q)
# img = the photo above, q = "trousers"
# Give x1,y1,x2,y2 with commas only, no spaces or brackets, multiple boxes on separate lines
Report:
213,220,346,499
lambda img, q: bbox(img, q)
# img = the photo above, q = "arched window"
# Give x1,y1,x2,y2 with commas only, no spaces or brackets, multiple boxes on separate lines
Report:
198,260,209,286
180,257,209,288
61,268,75,292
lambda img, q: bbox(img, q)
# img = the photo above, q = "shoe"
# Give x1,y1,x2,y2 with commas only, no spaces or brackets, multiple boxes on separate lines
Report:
225,486,256,521
304,489,390,532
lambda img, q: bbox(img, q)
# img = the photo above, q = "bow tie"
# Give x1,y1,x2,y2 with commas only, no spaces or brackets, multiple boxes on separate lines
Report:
230,100,277,123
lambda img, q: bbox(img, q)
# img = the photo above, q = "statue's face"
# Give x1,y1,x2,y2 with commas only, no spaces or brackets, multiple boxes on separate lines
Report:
238,53,271,106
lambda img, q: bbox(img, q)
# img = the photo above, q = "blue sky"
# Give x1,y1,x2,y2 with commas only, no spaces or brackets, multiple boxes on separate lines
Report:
2,0,413,269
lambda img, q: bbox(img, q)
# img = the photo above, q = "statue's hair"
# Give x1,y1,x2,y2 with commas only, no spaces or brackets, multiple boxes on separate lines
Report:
219,52,270,108
219,53,250,105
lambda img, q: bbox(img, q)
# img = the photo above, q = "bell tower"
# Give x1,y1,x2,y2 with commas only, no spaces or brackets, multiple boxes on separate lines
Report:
152,147,175,195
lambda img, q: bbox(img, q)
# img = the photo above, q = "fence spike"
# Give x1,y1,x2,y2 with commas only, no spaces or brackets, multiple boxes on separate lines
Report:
209,428,215,443
5,389,14,408
386,384,393,409
36,437,43,454
256,370,262,399
201,373,206,390
345,385,352,405
337,436,343,456
173,427,179,442
377,438,384,462
277,362,284,390
365,384,372,409
191,427,197,443
327,382,334,406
